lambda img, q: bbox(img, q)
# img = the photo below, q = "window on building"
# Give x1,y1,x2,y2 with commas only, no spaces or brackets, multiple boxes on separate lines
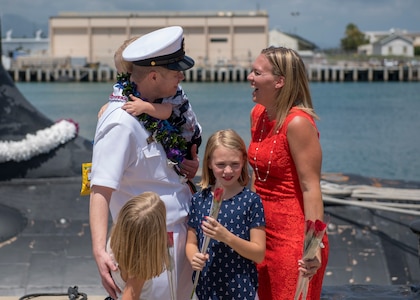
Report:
388,46,392,55
210,38,228,43
403,46,407,54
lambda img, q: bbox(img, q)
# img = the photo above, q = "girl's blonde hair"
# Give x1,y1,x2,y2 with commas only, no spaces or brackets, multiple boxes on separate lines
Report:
199,129,249,188
110,191,168,280
261,46,319,132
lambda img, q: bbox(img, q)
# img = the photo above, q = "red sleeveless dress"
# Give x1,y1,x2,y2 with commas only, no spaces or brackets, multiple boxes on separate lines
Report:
248,104,329,300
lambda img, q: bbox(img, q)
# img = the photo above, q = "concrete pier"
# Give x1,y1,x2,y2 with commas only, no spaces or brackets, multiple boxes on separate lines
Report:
7,65,420,83
307,66,420,82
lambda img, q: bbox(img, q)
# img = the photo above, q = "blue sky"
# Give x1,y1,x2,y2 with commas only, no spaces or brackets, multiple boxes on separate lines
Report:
2,0,419,48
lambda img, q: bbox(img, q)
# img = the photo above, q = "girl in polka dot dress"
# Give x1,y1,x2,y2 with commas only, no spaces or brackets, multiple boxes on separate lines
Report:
186,129,266,300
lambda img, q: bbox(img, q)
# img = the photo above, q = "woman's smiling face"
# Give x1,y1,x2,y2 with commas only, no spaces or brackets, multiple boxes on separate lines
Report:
247,53,281,108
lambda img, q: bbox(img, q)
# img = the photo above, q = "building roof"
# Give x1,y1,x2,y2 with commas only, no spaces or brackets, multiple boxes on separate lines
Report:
52,10,268,19
375,33,413,46
270,29,319,50
283,31,319,50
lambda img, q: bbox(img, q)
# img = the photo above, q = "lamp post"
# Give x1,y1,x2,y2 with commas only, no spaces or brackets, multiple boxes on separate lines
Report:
291,11,300,34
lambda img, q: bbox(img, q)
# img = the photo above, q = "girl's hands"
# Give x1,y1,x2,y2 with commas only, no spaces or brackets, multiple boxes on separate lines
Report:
201,216,229,243
190,252,209,271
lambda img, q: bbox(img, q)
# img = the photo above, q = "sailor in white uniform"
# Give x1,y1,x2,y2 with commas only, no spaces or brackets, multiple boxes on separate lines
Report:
90,26,197,300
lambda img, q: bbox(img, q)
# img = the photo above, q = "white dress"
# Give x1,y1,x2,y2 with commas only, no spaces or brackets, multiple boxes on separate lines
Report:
106,240,153,300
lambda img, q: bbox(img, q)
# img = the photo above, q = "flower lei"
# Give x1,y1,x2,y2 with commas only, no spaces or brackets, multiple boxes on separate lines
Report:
117,73,187,164
0,119,78,163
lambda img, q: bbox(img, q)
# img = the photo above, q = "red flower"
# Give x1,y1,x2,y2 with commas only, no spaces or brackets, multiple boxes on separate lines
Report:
305,219,315,232
315,219,327,233
214,187,223,202
167,231,174,248
208,187,224,219
302,219,327,259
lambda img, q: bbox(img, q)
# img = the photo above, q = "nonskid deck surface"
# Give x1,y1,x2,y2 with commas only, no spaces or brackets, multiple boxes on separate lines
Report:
0,174,420,299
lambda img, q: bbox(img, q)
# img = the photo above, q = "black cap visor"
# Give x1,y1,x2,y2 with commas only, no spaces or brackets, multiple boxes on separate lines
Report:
166,55,195,71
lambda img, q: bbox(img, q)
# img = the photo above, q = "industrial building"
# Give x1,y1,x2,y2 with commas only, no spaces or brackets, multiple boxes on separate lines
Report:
49,11,269,68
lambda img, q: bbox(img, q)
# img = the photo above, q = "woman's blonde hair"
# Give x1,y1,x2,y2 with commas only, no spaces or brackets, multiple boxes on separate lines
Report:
199,129,249,188
109,191,168,280
261,46,319,132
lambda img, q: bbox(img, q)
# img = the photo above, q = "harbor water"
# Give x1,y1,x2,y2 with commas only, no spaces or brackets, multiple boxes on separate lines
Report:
16,81,420,183
4,81,420,299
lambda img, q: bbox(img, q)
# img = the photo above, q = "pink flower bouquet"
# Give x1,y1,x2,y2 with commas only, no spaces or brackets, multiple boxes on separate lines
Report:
294,219,327,300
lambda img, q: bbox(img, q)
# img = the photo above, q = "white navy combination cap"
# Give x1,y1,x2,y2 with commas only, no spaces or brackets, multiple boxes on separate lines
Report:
122,26,195,71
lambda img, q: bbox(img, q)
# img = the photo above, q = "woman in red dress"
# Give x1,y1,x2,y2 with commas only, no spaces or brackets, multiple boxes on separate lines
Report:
247,46,329,300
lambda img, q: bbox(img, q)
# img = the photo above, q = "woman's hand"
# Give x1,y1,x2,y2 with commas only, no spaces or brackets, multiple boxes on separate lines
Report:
298,250,322,279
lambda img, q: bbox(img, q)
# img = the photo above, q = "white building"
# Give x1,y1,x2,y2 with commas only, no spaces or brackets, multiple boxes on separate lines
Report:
268,28,321,65
359,28,417,57
359,34,414,57
373,34,414,57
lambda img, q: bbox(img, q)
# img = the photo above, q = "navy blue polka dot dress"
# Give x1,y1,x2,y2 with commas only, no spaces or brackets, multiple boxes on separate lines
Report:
188,187,265,300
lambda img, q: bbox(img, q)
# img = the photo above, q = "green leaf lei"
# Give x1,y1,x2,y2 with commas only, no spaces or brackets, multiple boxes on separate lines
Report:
116,73,188,164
